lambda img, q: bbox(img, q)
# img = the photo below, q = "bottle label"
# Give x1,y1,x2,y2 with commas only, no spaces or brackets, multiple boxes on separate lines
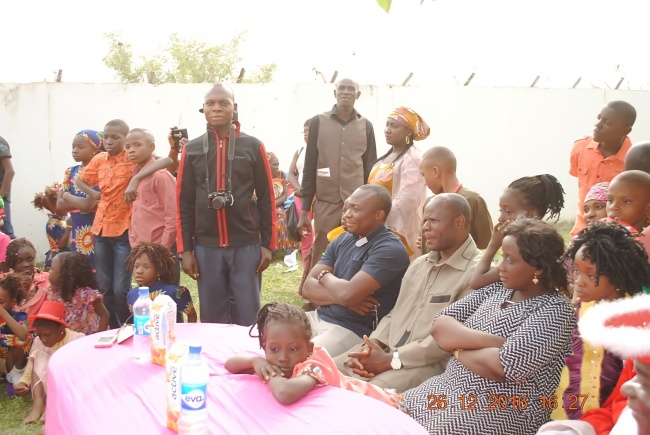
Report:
181,383,207,411
134,315,151,336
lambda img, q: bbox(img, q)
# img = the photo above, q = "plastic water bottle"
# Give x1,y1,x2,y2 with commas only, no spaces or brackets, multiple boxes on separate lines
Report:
179,345,208,434
133,287,152,362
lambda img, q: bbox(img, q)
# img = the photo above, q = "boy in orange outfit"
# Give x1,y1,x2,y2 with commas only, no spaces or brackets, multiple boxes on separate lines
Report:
569,101,636,238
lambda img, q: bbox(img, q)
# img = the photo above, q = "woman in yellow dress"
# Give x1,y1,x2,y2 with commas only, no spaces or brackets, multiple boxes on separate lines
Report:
368,107,428,259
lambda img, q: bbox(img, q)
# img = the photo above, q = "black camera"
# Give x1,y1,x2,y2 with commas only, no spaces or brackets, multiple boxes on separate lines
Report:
208,191,234,209
170,128,188,152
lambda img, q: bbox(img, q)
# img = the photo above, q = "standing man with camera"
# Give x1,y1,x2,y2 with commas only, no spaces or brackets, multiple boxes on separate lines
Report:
176,83,276,326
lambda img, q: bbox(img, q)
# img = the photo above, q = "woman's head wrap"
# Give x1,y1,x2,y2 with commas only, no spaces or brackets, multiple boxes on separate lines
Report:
76,129,104,151
387,107,430,141
585,182,609,203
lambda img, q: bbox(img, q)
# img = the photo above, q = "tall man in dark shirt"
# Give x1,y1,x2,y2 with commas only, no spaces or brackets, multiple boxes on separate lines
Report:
176,83,276,326
298,78,377,308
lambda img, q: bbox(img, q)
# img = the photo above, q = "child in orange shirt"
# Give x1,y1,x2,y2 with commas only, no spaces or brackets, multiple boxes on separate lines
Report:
77,120,171,328
569,101,636,238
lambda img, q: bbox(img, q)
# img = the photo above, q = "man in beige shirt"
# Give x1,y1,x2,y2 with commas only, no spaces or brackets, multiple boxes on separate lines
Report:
335,193,482,392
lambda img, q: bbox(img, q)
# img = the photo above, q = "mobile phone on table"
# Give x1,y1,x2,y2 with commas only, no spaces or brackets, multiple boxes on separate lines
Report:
170,128,188,152
117,324,135,344
95,333,118,348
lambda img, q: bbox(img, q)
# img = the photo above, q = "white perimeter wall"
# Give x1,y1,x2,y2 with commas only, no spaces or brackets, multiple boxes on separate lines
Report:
2,83,650,260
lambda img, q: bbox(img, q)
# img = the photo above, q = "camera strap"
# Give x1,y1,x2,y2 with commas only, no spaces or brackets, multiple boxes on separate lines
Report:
203,124,237,199
203,132,210,200
225,123,236,194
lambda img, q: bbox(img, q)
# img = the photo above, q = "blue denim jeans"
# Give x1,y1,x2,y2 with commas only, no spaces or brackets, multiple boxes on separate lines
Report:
194,244,261,326
1,198,16,239
94,230,132,328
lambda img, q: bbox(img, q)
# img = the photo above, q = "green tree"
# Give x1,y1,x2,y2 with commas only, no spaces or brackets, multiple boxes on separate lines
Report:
103,32,276,84
242,64,277,84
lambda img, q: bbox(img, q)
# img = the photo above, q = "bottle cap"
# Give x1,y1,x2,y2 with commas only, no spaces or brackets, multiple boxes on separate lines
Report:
189,345,202,355
138,287,149,296
392,351,399,358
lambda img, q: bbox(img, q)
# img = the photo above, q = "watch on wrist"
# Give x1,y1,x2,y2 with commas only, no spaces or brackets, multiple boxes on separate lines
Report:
390,351,403,370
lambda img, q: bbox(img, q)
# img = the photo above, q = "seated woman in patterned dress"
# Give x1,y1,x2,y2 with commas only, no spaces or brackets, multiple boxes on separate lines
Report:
404,217,575,435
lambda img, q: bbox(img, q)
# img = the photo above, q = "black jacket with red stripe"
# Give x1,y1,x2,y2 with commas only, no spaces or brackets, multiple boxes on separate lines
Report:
176,124,276,252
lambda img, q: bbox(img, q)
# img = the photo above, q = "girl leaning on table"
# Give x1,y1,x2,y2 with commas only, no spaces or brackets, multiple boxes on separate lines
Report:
14,300,84,424
225,302,407,412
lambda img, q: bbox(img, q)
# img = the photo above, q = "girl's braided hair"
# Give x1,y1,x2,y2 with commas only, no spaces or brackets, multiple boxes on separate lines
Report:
508,174,565,221
562,221,650,294
53,252,98,302
6,238,36,270
32,182,60,211
126,242,176,284
0,272,30,303
250,302,312,349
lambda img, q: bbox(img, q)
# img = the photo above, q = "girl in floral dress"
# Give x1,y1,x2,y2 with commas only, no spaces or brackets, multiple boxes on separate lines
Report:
46,252,109,335
56,130,103,272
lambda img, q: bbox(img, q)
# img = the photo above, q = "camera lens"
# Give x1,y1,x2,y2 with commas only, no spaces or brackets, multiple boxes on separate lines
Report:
211,196,226,210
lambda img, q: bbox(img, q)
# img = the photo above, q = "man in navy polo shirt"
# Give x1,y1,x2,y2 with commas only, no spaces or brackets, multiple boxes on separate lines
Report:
302,184,409,357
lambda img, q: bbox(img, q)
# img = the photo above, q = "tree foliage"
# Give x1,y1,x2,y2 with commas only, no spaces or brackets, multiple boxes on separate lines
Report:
103,32,276,84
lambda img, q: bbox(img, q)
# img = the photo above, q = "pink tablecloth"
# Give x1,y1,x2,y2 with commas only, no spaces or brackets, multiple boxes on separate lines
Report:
45,323,426,435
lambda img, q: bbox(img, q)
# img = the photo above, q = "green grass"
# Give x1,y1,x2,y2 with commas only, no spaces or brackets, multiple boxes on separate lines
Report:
0,394,44,435
1,224,573,433
0,255,304,434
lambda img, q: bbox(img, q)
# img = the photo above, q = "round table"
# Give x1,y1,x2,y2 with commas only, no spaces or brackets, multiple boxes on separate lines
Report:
45,323,426,434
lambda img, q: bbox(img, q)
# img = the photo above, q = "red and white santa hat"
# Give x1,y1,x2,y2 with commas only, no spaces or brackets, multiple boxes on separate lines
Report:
579,293,650,363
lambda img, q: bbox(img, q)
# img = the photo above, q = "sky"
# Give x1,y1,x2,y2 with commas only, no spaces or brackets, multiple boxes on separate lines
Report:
3,0,650,88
